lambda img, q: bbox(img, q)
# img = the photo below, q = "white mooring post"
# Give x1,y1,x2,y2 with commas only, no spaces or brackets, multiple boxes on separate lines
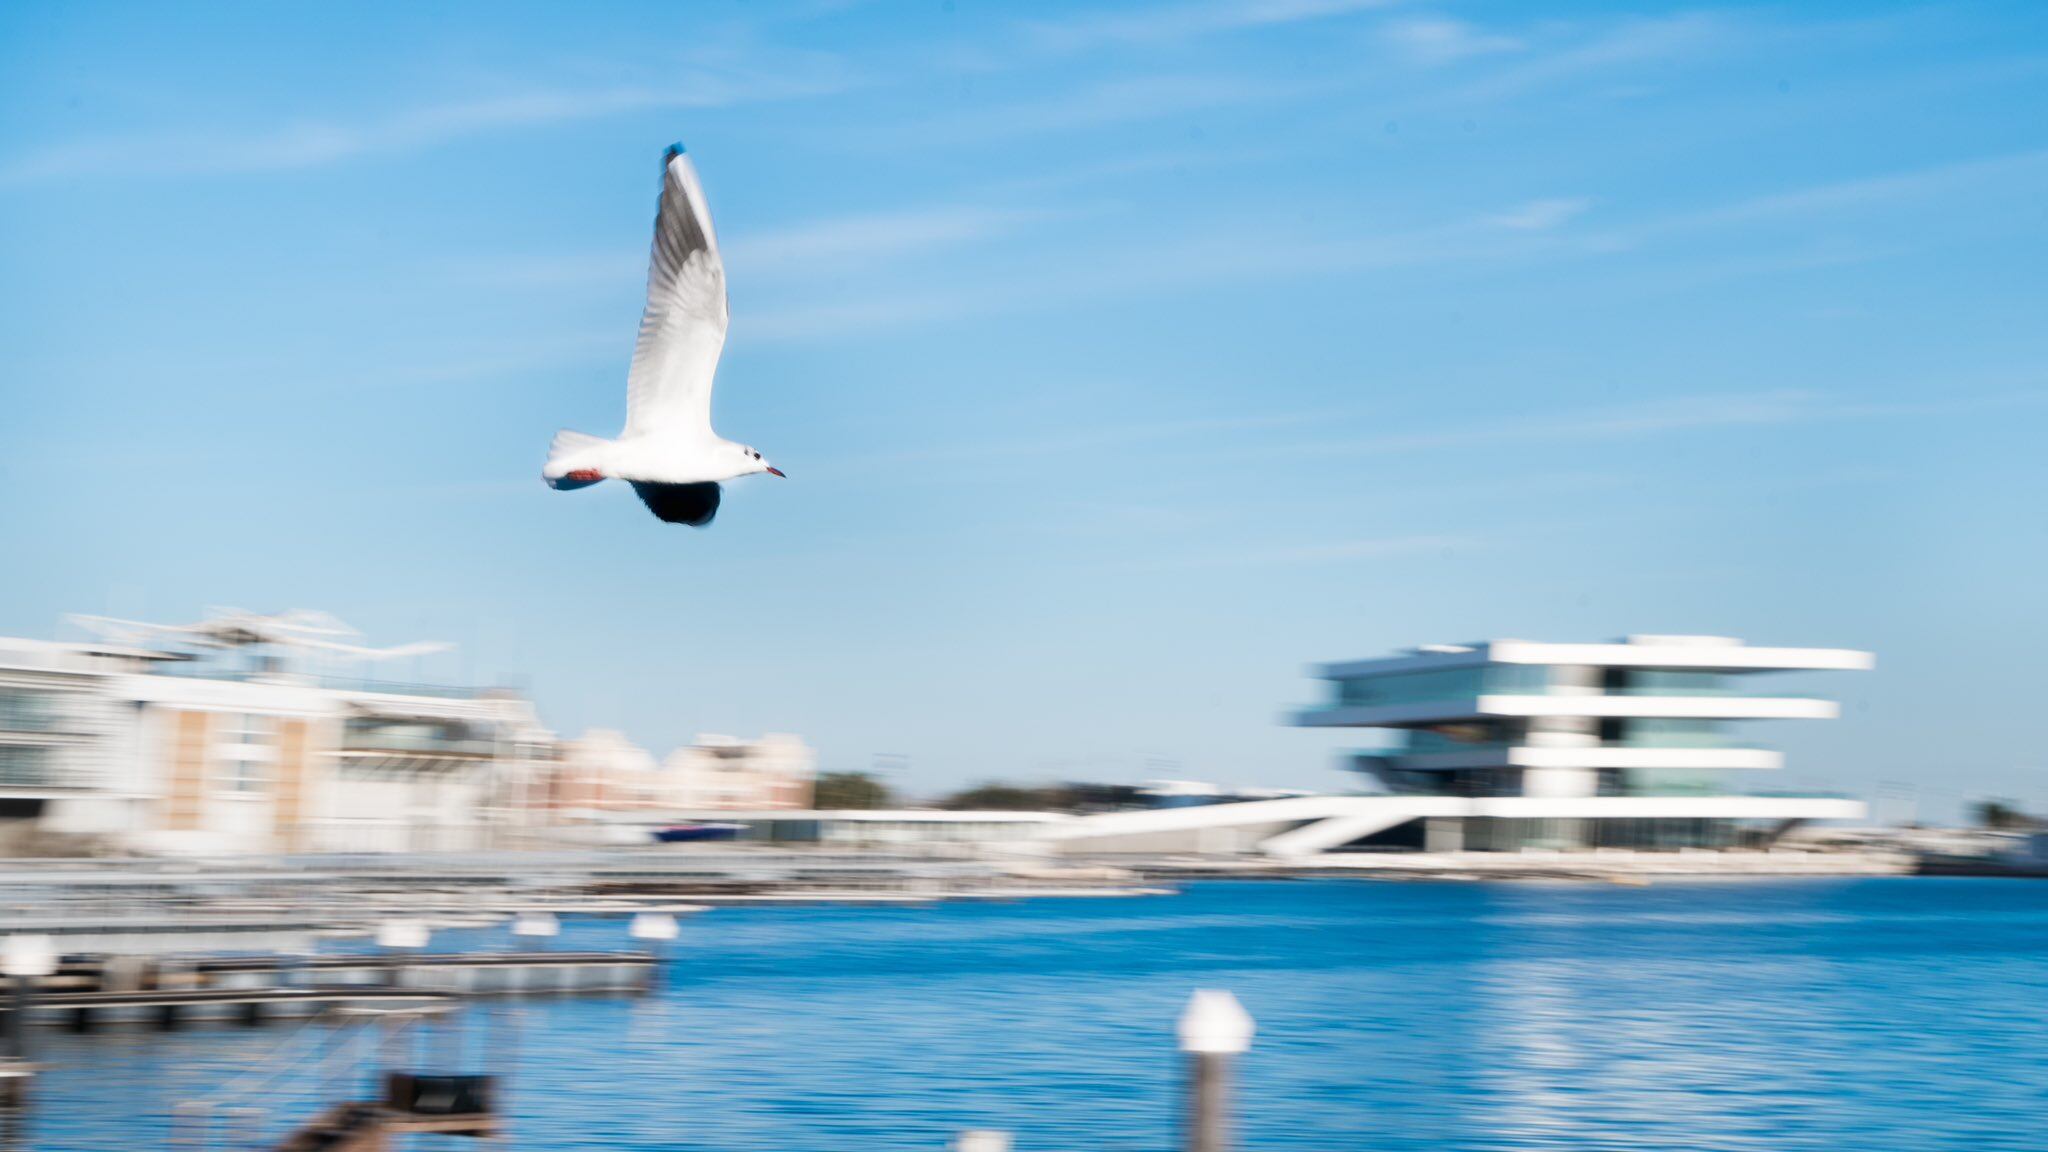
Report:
1177,990,1254,1152
512,911,561,995
2,935,56,1067
629,912,679,992
513,912,559,949
377,920,430,989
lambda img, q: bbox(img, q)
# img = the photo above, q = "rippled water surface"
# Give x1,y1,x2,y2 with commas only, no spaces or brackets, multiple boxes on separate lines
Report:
21,877,2048,1150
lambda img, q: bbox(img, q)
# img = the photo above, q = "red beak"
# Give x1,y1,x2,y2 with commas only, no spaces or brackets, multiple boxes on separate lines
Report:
766,466,786,478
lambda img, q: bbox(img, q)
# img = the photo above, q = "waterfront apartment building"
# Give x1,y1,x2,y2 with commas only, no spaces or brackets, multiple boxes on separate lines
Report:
0,611,556,855
538,730,815,813
1291,635,1873,852
662,733,815,810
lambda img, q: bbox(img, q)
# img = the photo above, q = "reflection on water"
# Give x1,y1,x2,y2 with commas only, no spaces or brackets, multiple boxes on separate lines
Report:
17,878,2048,1151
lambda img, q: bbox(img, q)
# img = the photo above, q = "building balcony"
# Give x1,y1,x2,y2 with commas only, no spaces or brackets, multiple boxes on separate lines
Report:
1365,745,1784,772
339,737,496,757
1293,693,1838,727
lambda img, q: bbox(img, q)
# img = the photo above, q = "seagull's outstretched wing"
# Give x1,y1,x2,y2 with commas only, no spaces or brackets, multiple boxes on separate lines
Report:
623,145,728,441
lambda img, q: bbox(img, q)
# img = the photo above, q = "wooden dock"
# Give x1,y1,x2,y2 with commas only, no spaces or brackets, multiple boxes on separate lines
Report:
6,949,657,1032
30,986,457,1030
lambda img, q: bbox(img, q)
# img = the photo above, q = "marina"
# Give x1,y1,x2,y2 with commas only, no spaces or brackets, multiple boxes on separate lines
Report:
5,0,2045,1146
2,877,2045,1150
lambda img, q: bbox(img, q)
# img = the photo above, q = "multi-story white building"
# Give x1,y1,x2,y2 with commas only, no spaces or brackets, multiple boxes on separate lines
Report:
1042,634,1873,859
0,639,132,852
0,611,556,855
1288,634,1873,852
536,731,815,815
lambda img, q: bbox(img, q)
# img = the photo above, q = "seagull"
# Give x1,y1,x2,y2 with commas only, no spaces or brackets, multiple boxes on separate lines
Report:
542,143,783,526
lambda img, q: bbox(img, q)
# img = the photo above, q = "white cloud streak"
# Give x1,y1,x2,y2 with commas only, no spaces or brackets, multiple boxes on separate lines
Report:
1114,533,1481,572
1485,197,1595,231
729,205,1052,272
1381,17,1523,65
0,72,852,185
1023,0,1398,52
1329,391,1821,456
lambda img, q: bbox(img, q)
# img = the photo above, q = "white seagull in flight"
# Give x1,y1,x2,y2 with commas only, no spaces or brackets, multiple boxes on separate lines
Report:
542,143,783,526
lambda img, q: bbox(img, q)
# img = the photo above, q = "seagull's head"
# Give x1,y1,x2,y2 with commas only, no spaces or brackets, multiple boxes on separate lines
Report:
730,442,785,479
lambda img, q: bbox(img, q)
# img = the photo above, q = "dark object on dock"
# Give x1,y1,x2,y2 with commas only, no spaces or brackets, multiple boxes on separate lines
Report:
385,1071,494,1121
269,1079,498,1150
652,822,745,843
0,1058,32,1109
265,1005,502,1150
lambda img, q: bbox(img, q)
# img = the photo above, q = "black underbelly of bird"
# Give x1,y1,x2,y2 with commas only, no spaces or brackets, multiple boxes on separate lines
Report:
631,482,721,526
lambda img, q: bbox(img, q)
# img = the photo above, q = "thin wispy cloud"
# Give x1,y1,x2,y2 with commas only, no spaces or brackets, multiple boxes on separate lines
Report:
1553,147,2048,266
742,200,1578,340
448,202,1054,297
1382,17,1523,65
0,72,853,185
872,411,1328,468
730,205,1054,273
895,73,1306,146
745,291,983,342
1023,0,1397,52
1485,197,1594,231
1326,391,1822,457
1295,386,2048,462
1115,533,1480,572
1648,147,2048,236
1240,535,1480,565
1429,12,1734,109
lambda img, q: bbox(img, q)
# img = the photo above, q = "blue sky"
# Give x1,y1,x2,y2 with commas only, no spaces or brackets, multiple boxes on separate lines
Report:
4,0,2046,815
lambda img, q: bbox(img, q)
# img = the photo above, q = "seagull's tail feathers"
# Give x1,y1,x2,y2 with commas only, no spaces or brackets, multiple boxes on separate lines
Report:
543,429,616,490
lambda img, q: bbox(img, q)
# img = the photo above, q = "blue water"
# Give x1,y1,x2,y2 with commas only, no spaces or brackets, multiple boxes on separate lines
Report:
20,878,2048,1151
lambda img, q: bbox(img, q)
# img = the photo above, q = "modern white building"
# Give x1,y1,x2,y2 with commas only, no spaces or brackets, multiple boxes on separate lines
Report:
1043,635,1873,858
1293,634,1873,852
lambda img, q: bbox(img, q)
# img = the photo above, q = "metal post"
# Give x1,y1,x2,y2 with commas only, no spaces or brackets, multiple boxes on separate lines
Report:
2,977,24,1064
1176,990,1254,1152
1,937,56,1067
1188,1052,1228,1152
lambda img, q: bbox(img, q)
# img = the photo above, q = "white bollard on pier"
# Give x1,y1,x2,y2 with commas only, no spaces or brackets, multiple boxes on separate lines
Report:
1177,989,1254,1152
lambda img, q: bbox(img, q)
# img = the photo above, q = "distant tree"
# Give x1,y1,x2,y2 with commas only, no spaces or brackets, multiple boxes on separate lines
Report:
1058,781,1149,812
1972,798,2038,831
940,782,1066,811
814,771,891,810
937,781,1155,812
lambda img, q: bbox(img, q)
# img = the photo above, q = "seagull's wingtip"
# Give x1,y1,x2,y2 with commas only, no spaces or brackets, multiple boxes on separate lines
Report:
664,141,687,162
